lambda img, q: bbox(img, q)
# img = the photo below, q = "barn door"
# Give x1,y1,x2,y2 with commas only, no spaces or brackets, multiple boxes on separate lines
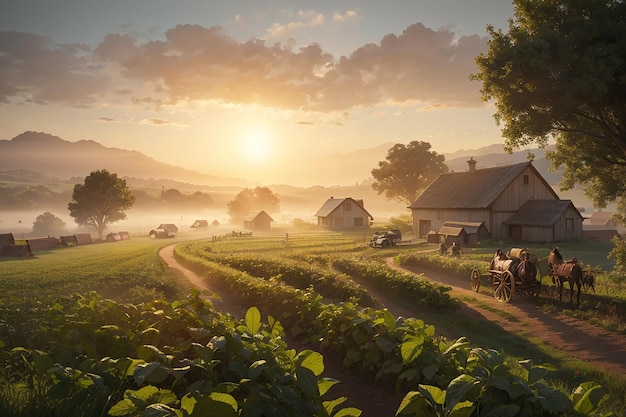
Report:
566,218,574,240
510,225,522,241
419,219,431,238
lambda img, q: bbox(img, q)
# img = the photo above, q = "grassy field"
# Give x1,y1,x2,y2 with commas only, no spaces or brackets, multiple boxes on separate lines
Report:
0,235,194,304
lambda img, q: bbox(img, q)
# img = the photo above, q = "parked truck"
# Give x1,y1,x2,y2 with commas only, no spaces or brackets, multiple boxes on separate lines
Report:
369,229,402,248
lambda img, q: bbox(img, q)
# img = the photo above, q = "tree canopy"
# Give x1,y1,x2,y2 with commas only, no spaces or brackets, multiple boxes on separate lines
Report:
371,141,448,206
227,186,280,224
472,0,626,220
32,212,66,237
68,169,135,239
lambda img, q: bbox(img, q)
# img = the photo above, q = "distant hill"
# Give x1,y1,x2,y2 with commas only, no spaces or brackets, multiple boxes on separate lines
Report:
0,131,249,186
0,131,599,215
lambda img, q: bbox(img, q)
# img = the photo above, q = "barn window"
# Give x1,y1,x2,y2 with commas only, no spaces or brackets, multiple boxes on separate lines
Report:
523,175,529,186
344,201,352,211
354,217,363,226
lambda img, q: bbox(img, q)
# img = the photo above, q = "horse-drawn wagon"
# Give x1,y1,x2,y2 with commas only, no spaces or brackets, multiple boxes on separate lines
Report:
470,248,542,303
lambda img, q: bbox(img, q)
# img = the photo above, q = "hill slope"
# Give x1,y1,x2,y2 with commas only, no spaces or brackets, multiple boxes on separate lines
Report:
0,131,248,186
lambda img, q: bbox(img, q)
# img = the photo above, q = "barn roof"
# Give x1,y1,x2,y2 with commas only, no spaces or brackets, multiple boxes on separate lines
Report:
442,221,487,234
504,199,581,226
315,197,373,219
243,211,274,222
409,162,557,209
437,226,465,236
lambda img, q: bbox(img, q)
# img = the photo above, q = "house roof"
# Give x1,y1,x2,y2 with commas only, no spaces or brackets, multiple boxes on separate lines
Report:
586,211,616,225
243,211,273,222
504,199,581,226
315,197,373,219
409,162,558,209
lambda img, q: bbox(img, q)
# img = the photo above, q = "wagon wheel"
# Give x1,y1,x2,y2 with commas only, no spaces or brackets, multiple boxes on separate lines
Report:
470,269,481,292
492,270,515,303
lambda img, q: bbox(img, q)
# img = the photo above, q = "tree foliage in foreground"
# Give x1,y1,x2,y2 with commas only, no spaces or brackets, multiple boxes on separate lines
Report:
371,141,448,206
472,0,626,222
68,169,135,239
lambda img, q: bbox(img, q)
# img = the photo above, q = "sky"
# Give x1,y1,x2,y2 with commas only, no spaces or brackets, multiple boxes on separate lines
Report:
0,0,516,186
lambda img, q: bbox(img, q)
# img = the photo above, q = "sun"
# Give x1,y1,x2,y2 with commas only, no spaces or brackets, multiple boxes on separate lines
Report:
241,129,271,162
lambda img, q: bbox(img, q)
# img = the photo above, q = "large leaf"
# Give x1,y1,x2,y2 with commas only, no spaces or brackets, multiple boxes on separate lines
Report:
190,395,238,417
395,391,433,416
245,307,261,334
534,382,572,413
108,398,137,416
297,350,324,376
445,375,479,410
417,385,445,406
318,377,340,396
323,397,347,415
571,382,607,414
527,363,557,384
401,334,424,364
134,362,169,385
296,366,319,398
333,407,363,417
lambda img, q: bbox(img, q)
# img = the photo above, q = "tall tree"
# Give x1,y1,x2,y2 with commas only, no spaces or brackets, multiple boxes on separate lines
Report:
371,141,448,206
472,0,626,222
227,186,280,224
32,212,66,236
68,169,135,239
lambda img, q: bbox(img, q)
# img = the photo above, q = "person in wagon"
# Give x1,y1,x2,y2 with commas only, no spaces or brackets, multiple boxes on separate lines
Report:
451,241,461,256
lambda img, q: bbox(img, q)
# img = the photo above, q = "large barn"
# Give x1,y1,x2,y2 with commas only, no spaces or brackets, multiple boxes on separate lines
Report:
409,159,583,243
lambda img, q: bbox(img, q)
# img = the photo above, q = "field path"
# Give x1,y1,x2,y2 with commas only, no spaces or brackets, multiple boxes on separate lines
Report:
386,258,626,376
158,244,247,318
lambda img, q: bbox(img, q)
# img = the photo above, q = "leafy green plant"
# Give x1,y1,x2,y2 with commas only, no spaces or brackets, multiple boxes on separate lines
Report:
396,348,607,417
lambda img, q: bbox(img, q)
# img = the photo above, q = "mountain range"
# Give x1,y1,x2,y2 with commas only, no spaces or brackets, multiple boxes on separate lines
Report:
0,131,596,215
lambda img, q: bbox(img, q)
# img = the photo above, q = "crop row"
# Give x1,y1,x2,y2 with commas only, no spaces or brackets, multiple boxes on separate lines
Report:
196,250,377,306
173,243,605,416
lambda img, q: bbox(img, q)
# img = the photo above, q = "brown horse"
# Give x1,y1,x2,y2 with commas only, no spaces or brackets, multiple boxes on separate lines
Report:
582,270,596,293
548,247,582,307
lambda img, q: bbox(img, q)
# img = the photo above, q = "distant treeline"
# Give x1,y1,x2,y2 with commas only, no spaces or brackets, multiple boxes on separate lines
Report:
0,184,214,211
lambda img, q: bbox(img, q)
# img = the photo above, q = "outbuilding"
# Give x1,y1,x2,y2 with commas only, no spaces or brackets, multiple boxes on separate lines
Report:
243,211,273,231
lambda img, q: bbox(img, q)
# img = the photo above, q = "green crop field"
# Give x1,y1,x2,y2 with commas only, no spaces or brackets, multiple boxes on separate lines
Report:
0,231,624,416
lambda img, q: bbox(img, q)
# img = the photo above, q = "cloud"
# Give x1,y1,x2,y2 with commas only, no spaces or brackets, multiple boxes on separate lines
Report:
0,31,108,106
0,22,488,112
332,10,358,23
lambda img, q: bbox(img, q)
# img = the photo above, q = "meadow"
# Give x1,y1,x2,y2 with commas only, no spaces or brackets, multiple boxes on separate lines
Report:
0,230,624,416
